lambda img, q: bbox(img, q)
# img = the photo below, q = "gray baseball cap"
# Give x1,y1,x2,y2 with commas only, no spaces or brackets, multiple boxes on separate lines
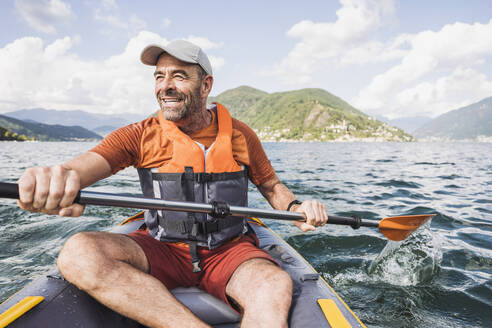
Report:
140,40,213,76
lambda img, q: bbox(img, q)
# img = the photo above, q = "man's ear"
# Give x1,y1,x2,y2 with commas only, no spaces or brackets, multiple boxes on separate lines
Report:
202,75,214,96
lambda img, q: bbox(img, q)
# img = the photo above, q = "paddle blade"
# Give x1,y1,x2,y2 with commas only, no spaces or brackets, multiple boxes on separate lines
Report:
378,214,435,241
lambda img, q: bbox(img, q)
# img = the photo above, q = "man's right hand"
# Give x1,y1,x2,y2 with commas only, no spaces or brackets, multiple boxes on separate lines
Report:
17,165,85,217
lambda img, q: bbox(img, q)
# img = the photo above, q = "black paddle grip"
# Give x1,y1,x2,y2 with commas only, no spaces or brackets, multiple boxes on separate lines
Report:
0,182,82,204
0,182,20,199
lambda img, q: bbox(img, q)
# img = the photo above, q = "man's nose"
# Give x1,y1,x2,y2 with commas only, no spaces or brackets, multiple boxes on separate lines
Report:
157,76,175,93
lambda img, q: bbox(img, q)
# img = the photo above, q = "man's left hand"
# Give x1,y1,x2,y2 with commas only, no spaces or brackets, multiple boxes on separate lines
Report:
291,200,328,232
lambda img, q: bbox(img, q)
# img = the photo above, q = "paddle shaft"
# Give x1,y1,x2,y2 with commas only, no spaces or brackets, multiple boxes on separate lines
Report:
0,182,378,229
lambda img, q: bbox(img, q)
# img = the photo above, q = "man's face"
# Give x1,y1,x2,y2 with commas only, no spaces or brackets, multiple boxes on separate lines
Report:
154,54,204,121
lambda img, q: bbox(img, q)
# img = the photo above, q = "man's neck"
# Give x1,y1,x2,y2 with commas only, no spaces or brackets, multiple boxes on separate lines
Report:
177,106,213,135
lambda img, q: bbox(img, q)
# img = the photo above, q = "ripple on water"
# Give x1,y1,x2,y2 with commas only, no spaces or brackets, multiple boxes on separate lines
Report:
444,184,462,189
374,179,422,189
437,174,464,180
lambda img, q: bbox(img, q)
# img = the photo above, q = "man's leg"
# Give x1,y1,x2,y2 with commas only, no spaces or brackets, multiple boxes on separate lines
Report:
225,258,293,328
57,231,209,328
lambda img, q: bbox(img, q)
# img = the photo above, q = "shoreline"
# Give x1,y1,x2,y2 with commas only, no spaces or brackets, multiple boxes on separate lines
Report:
258,138,492,143
1,138,491,143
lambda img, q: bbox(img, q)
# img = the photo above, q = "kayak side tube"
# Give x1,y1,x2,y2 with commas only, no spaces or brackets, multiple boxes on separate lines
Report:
248,219,366,328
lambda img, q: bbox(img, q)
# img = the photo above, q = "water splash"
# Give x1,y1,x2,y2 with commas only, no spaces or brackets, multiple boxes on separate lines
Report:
368,222,442,286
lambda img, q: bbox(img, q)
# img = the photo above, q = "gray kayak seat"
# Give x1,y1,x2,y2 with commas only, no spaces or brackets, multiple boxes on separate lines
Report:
171,287,240,325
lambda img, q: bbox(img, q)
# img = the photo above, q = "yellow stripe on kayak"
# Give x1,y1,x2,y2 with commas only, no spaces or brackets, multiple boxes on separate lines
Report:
248,217,268,227
119,211,145,226
318,299,352,328
0,296,44,328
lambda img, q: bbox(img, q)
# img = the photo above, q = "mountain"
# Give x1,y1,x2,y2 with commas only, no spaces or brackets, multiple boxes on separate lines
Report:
210,86,412,142
92,125,120,136
4,108,145,131
414,97,492,140
376,115,431,134
209,86,269,117
0,114,102,141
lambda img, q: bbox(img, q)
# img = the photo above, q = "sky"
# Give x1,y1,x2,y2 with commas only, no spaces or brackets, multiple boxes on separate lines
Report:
1,0,492,119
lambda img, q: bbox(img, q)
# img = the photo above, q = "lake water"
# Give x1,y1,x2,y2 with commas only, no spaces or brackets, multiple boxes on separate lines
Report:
0,141,491,327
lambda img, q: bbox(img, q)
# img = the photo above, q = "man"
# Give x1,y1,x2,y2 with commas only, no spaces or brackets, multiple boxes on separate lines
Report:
17,40,328,328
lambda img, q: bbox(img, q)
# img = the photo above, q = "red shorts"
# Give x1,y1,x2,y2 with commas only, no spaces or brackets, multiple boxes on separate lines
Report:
127,230,276,306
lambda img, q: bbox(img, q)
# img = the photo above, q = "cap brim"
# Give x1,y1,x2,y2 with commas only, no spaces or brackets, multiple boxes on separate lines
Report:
140,44,199,66
140,45,166,66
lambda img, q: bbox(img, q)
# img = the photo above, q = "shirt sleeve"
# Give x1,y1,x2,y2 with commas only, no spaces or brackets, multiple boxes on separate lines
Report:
233,119,276,186
90,123,142,174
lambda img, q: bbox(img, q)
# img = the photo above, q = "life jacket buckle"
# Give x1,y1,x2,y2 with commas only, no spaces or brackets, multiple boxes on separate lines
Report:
191,222,199,238
201,220,219,234
192,261,202,273
211,200,230,218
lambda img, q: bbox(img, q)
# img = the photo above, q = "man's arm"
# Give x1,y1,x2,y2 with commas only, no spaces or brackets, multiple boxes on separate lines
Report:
17,151,112,217
257,174,328,232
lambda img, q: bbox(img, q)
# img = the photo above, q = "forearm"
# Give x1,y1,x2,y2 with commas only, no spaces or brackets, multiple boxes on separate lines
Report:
63,151,112,188
257,174,327,232
257,175,299,211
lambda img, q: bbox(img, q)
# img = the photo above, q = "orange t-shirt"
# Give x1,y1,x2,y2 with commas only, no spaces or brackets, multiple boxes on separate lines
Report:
90,109,276,186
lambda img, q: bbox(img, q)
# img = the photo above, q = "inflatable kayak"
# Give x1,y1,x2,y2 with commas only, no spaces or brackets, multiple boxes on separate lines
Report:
0,213,366,328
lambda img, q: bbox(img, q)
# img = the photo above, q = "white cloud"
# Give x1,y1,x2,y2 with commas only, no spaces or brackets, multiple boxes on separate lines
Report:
129,14,147,31
44,36,73,60
339,34,410,65
354,19,492,118
209,56,225,70
263,0,395,84
184,36,223,50
93,0,147,33
392,68,492,118
101,0,118,10
15,0,73,34
94,10,127,29
0,32,163,114
0,32,226,115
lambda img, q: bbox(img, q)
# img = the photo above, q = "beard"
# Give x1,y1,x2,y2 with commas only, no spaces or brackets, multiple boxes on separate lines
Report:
157,85,202,122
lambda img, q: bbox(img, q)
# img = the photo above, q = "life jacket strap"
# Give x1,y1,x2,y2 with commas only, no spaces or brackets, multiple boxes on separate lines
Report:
189,241,201,273
184,166,201,272
159,217,243,235
151,169,247,182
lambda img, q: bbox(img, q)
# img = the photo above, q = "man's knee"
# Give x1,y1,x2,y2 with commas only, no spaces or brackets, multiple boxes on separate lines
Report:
262,265,293,296
57,232,111,289
228,259,293,306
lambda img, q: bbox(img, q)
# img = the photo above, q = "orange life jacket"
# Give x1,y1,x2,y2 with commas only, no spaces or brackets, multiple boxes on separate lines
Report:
137,103,249,271
156,102,242,174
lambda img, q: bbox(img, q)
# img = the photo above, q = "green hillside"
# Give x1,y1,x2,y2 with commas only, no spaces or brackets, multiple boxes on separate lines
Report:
210,86,412,142
0,115,102,141
208,85,268,117
414,96,492,140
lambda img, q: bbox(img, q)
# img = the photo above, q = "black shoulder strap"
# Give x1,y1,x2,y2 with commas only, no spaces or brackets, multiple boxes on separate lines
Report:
183,166,201,272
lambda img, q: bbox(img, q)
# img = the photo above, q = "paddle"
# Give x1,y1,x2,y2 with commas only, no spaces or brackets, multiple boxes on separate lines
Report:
0,182,433,241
